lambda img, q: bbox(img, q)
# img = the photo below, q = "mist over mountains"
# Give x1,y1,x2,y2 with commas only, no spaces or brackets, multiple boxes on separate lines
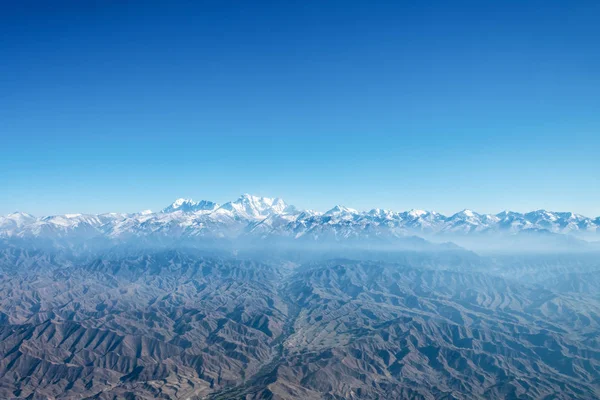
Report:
2,194,599,252
1,195,599,399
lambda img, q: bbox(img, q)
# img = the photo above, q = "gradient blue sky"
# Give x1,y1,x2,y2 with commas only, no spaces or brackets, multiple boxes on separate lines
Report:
2,0,599,216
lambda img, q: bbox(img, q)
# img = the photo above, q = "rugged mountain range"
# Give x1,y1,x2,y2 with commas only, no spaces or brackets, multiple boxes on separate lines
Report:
1,196,599,399
0,247,598,399
1,195,598,247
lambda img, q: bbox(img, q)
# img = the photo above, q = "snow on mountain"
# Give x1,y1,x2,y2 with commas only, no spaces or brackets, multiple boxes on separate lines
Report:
523,210,596,233
325,205,359,217
0,212,36,227
406,209,428,218
1,195,598,242
398,210,445,232
162,198,219,213
246,212,301,236
495,210,532,232
214,194,290,220
368,208,398,220
441,209,500,233
7,212,128,239
0,212,37,236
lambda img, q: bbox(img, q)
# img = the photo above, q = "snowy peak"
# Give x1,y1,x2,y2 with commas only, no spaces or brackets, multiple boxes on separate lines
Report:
217,194,290,219
5,211,36,222
170,198,193,208
496,210,519,218
325,205,359,216
368,208,397,219
0,212,37,232
406,209,429,218
525,210,557,222
453,209,477,218
1,195,599,242
162,198,219,213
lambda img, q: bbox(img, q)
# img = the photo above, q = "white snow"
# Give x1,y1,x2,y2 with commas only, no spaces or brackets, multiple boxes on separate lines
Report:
2,194,598,240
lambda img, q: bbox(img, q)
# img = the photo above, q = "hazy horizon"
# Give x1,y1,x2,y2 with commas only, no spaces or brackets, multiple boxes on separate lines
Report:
4,193,600,219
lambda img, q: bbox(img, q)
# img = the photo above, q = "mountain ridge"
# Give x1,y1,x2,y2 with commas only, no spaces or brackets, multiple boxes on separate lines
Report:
1,195,598,246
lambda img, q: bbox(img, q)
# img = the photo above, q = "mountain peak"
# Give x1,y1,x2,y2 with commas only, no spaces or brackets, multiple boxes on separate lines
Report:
456,209,477,217
7,211,36,219
0,212,37,230
325,205,359,216
239,193,263,200
2,197,599,241
174,197,193,205
496,210,517,217
406,209,428,218
237,194,286,206
219,194,288,219
162,198,219,213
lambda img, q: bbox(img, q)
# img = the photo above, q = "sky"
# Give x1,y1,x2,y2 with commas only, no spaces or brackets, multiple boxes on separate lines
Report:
1,0,599,217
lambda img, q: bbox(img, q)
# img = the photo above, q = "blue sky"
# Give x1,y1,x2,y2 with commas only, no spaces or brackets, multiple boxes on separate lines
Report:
1,1,599,216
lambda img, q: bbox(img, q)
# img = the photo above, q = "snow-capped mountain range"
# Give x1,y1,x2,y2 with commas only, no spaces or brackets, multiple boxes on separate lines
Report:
1,194,599,244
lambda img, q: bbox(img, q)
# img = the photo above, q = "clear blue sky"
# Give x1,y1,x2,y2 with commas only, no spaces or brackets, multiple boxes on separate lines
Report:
2,0,599,216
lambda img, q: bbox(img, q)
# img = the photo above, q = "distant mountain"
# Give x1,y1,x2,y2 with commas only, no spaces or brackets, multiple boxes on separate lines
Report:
1,202,599,399
161,198,219,213
1,195,598,248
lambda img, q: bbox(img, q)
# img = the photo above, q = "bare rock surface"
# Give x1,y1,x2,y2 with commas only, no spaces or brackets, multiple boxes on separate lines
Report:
0,245,598,399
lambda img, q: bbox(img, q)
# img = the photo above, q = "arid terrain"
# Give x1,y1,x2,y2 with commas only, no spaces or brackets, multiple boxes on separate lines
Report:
0,243,598,399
